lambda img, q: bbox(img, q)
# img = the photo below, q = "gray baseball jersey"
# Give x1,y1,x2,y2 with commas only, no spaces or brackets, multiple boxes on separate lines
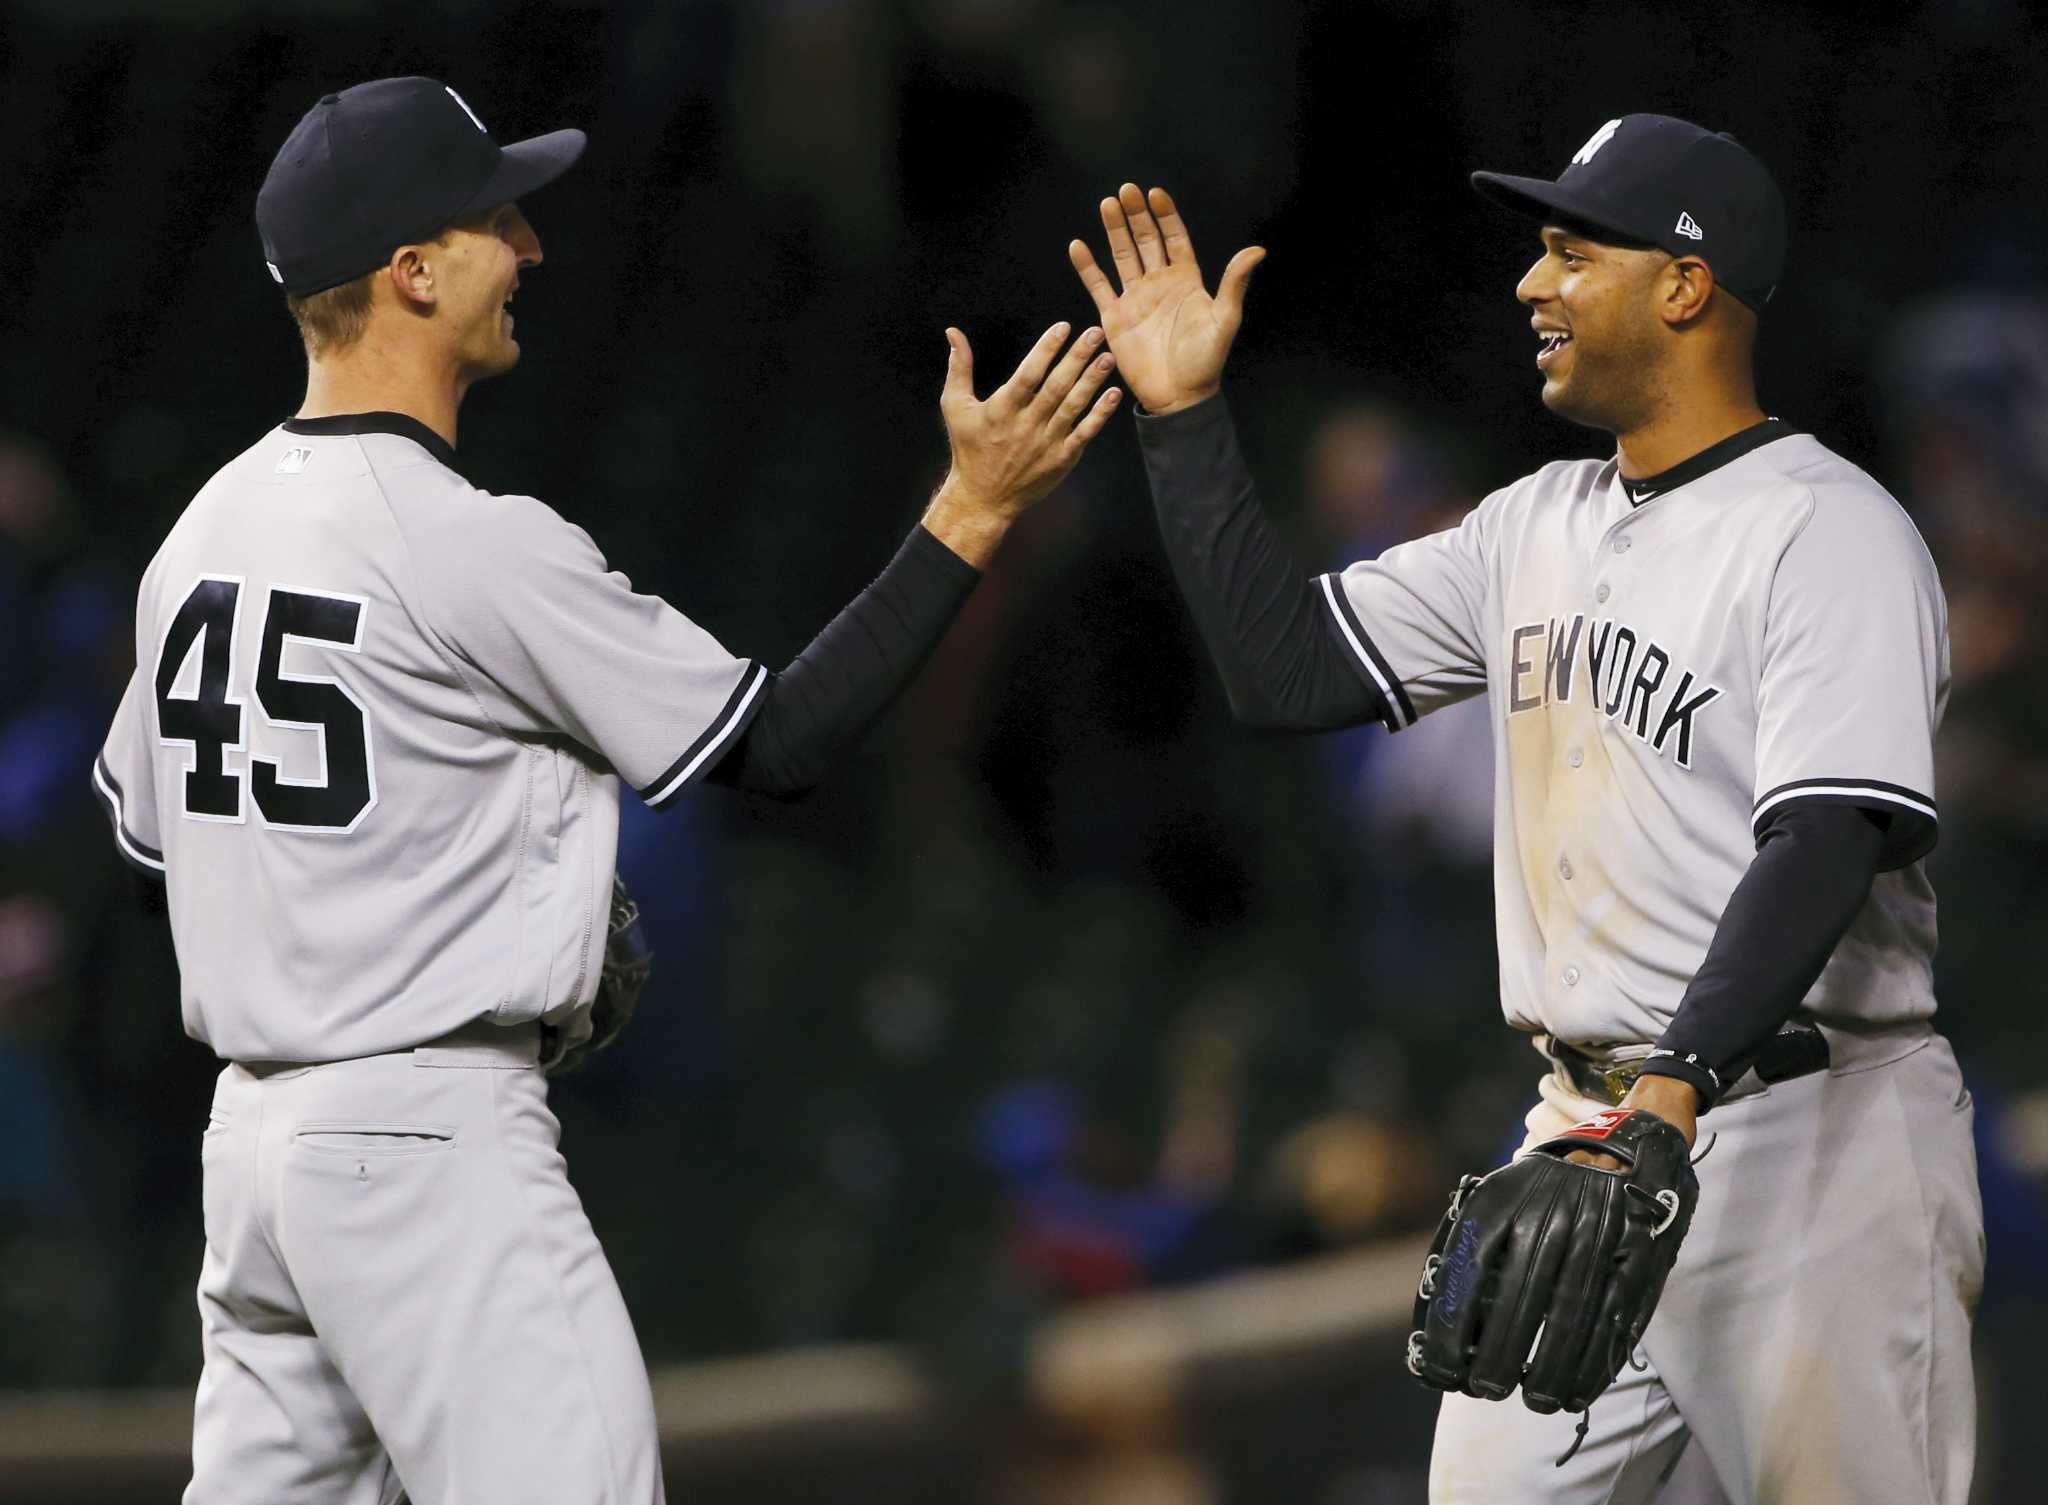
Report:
1315,429,1946,1049
93,415,765,1062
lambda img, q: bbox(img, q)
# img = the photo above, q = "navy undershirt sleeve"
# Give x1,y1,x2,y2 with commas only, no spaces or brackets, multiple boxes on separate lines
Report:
1637,802,1887,1108
1134,395,1387,731
708,524,980,795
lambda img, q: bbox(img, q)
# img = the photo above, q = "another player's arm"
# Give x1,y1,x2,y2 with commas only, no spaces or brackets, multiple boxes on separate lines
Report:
708,324,1121,794
1068,185,1390,732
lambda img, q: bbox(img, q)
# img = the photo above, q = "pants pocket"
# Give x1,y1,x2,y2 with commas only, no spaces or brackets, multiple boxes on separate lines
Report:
293,1122,458,1157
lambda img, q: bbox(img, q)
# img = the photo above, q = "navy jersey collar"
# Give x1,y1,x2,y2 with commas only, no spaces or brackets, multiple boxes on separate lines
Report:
283,411,461,471
1619,418,1793,506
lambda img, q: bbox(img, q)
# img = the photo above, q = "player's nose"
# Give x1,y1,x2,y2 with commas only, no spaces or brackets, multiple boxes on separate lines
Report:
504,203,543,267
1515,255,1553,306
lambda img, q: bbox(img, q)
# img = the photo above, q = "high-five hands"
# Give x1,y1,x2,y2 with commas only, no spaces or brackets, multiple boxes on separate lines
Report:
925,186,1260,564
1069,184,1265,417
925,322,1120,567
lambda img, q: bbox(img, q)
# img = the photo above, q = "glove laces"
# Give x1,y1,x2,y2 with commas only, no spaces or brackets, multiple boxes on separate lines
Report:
1555,1406,1592,1468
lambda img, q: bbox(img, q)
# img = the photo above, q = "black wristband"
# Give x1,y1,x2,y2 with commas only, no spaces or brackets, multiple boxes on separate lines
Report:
1635,1052,1720,1109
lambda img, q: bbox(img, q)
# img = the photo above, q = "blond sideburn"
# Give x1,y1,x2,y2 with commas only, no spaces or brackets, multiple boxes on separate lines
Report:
287,271,375,356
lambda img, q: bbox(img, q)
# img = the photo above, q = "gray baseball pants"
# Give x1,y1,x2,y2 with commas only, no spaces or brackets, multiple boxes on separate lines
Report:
1430,1031,1983,1505
184,1019,663,1505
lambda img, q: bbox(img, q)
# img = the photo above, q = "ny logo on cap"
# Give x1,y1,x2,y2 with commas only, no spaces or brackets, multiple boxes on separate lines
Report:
1675,212,1704,240
445,86,487,133
1572,119,1621,166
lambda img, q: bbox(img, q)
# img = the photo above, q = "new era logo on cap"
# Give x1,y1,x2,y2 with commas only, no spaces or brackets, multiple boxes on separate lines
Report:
1675,212,1704,240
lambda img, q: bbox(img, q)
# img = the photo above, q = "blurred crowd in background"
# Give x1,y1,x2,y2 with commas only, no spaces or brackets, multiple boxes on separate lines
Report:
2,1,2045,1476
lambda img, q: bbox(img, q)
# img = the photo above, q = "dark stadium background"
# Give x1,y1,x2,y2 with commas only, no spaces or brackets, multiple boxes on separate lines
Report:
2,2,2044,1501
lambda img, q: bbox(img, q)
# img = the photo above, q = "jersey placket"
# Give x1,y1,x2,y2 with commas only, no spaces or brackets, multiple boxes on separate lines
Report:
1545,492,1642,1017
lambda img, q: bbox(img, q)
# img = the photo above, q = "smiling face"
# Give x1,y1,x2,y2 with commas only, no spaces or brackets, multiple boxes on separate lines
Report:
431,200,543,384
1515,225,1675,435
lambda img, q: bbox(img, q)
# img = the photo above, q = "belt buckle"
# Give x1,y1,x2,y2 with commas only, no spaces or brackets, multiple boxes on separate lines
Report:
1599,1061,1640,1104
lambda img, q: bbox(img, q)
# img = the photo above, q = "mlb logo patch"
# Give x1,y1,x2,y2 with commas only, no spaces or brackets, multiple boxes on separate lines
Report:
276,446,313,475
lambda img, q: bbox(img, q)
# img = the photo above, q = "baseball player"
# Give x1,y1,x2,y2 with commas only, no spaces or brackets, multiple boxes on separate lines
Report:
1069,117,1982,1503
91,77,1120,1505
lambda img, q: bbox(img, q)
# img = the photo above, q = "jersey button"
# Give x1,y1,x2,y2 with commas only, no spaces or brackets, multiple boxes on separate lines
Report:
1563,965,1582,987
1567,746,1584,768
1614,537,1632,554
1558,856,1574,880
1595,583,1611,603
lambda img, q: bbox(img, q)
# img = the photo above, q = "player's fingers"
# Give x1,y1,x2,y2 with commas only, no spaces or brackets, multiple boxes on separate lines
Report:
1147,186,1202,274
1099,194,1143,291
1063,384,1124,452
1051,345,1116,430
1213,245,1267,331
995,322,1072,412
1119,182,1166,273
1068,240,1119,321
940,327,974,409
1031,327,1105,414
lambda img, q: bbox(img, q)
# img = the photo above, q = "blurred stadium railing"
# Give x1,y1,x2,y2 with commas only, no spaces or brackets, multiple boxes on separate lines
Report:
0,1231,1431,1505
7,1129,2048,1505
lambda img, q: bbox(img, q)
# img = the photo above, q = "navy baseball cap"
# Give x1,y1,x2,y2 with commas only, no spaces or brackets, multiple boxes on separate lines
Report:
1471,114,1787,311
257,76,586,297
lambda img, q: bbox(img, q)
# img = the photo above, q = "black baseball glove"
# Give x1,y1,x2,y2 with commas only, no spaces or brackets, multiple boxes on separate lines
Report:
1407,1108,1699,1428
543,876,654,1077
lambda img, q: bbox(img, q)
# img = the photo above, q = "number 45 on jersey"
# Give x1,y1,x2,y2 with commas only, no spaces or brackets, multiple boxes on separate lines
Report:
157,576,376,833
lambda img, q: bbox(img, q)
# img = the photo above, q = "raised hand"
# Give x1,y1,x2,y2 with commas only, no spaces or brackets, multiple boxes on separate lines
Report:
923,321,1121,566
1068,184,1265,417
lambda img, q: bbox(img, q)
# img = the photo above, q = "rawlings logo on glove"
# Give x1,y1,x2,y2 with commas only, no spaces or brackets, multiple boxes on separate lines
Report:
1559,1109,1632,1140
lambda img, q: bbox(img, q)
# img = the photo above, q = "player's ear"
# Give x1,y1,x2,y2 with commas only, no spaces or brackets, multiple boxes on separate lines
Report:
1661,256,1715,328
387,243,438,311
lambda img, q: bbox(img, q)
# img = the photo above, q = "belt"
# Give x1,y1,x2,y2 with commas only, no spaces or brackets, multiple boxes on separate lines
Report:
1542,1024,1834,1107
238,1017,542,1076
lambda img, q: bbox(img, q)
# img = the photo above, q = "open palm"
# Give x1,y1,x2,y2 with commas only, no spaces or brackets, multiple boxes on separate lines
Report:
1068,184,1265,417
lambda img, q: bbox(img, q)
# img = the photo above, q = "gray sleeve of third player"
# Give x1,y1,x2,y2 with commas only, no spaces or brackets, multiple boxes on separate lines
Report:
412,490,768,807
